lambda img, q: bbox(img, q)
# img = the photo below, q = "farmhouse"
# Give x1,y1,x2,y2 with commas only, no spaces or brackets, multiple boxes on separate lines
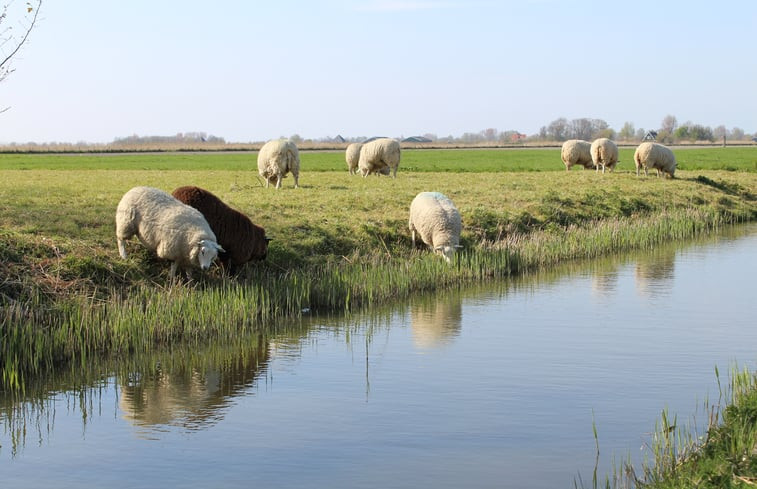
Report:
402,136,433,143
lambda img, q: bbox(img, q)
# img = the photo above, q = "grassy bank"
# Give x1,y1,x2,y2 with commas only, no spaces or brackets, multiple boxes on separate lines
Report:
582,366,757,488
1,149,756,391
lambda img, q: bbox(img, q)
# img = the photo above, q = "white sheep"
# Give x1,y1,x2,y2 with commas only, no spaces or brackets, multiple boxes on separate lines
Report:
345,142,362,175
634,142,677,178
257,139,300,188
409,192,462,264
358,138,401,177
116,186,224,278
590,138,619,174
560,139,594,170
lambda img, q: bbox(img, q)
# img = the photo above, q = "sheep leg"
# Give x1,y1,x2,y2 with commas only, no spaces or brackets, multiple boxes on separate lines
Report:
293,172,299,188
275,175,282,189
169,261,178,278
411,229,417,248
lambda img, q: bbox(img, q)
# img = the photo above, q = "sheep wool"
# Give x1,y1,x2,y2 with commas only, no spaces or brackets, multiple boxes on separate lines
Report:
560,139,594,170
590,138,619,174
116,186,223,278
257,139,300,188
172,186,269,272
408,191,462,264
358,138,401,177
345,142,362,175
634,142,677,178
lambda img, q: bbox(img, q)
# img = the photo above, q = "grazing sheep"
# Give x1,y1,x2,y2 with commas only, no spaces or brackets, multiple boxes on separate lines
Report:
590,138,619,174
634,142,677,178
171,186,269,273
116,186,223,278
345,142,362,175
409,192,462,264
257,139,300,188
560,139,594,170
358,138,401,177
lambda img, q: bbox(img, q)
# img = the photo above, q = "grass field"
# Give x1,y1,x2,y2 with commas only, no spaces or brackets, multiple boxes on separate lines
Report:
0,147,755,265
0,147,756,389
1,146,756,172
1,147,756,486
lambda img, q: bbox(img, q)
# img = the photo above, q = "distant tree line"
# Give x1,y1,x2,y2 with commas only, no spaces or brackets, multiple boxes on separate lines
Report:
112,132,226,146
310,115,752,146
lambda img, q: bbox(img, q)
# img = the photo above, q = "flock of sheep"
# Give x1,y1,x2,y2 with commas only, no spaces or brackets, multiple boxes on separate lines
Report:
561,139,677,178
115,137,677,278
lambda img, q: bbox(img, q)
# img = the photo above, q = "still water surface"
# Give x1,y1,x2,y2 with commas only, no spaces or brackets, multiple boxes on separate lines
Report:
2,225,756,488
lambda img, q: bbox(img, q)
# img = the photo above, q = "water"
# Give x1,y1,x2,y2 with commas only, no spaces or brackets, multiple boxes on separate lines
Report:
2,224,756,488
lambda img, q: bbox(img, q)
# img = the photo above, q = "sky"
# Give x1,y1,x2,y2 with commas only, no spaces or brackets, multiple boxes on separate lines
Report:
0,0,755,144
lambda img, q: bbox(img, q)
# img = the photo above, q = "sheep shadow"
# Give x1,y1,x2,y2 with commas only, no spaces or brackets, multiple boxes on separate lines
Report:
691,175,755,200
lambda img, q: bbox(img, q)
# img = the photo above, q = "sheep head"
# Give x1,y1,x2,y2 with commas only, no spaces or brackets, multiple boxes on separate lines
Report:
195,239,224,270
434,244,462,264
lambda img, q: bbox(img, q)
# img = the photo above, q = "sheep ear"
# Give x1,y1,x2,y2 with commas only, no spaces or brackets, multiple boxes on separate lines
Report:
455,245,463,249
265,236,273,243
198,239,223,253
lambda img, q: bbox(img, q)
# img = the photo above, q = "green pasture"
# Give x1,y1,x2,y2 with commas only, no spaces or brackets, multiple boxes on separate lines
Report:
0,147,754,281
1,147,756,487
1,146,755,172
1,166,755,269
0,147,755,391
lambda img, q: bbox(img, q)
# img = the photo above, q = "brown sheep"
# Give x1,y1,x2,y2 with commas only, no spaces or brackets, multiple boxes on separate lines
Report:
171,186,269,272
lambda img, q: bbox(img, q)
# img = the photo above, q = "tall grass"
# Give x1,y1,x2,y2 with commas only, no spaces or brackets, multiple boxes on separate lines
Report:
2,206,744,393
1,149,756,392
578,366,757,488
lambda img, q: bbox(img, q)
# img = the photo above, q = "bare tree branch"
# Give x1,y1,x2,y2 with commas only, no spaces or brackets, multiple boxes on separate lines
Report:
0,0,41,83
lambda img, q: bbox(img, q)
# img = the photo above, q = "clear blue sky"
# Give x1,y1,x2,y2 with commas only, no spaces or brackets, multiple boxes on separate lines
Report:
1,0,755,143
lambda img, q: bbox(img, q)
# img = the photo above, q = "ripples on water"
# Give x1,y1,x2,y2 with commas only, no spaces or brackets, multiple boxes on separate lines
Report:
1,224,756,488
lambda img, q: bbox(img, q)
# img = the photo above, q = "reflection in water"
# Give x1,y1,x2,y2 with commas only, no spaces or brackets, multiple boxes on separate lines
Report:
0,334,275,452
1,224,755,488
119,335,270,434
409,291,463,348
590,269,619,297
588,258,621,299
1,395,58,458
0,366,113,457
635,247,676,298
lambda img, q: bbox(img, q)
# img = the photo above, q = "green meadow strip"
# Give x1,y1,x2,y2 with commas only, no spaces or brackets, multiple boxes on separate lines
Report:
1,206,740,393
1,146,755,172
0,147,755,393
0,204,744,389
